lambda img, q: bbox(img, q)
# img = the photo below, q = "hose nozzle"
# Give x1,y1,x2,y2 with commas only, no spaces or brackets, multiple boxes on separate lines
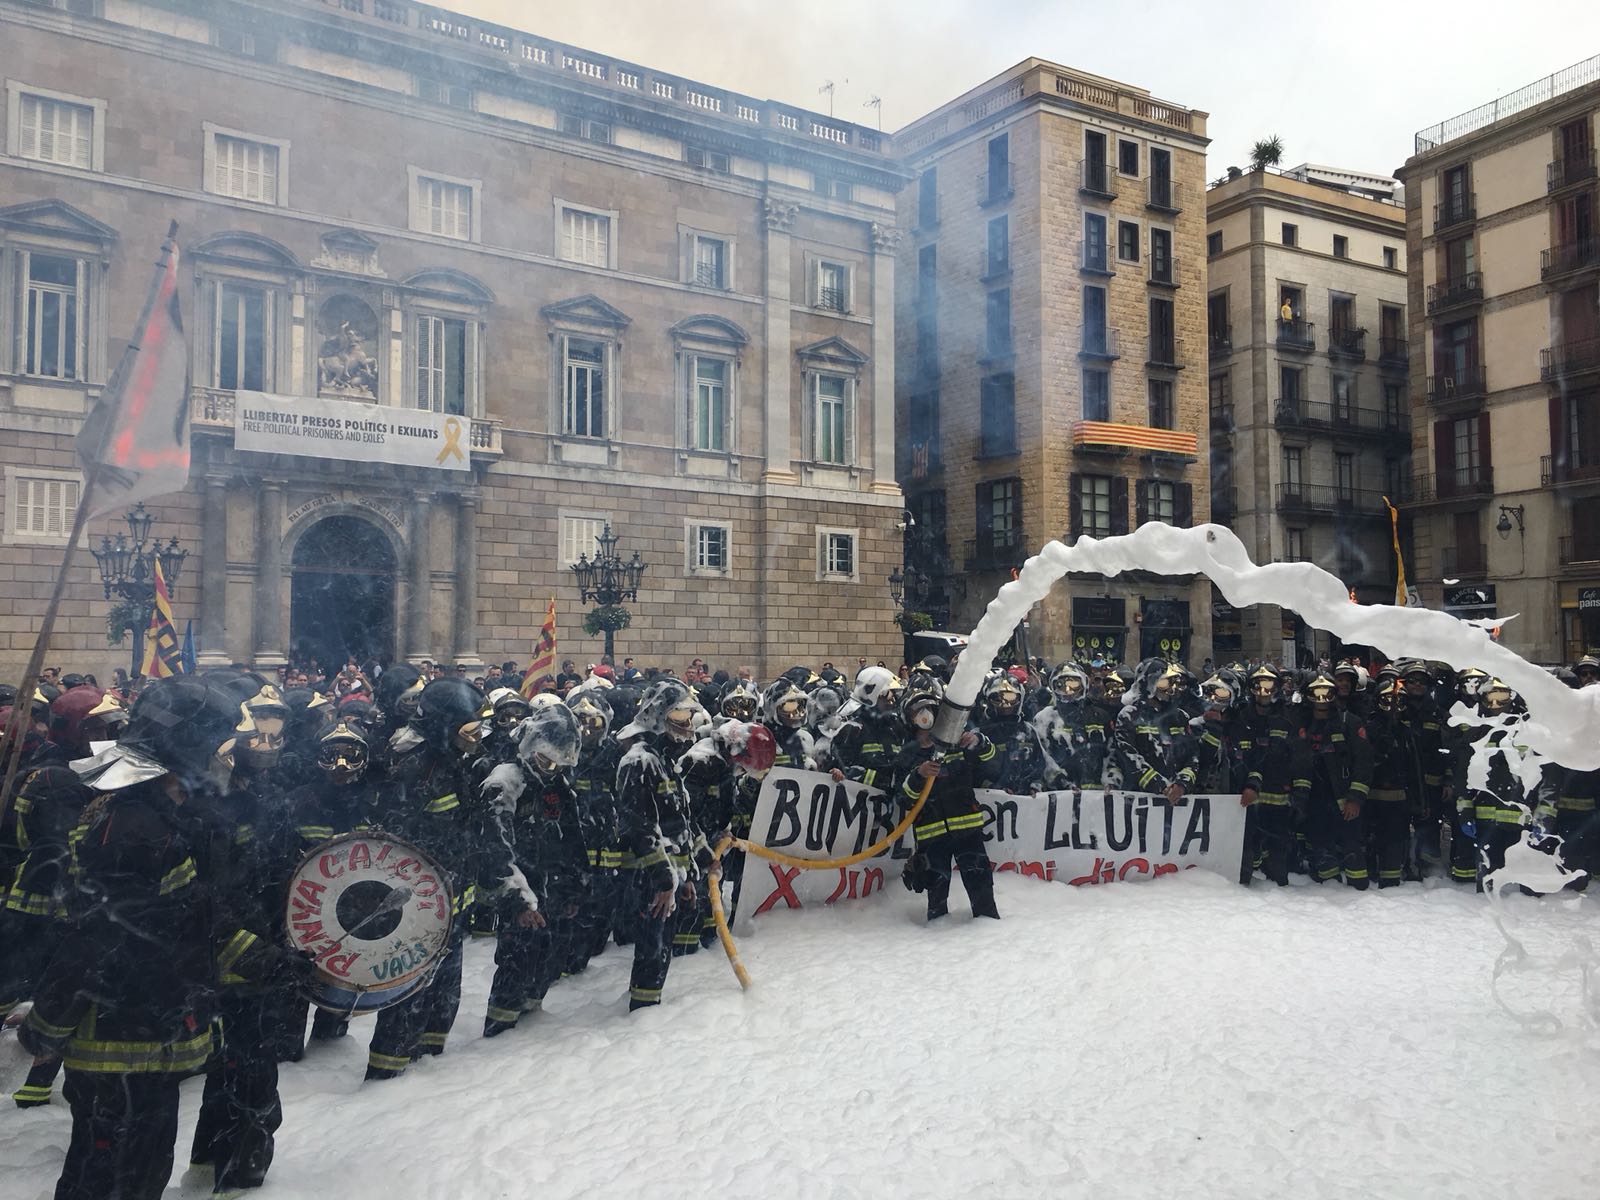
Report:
930,699,971,752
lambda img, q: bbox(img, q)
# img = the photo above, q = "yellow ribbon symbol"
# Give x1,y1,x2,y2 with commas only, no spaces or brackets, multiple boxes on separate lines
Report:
437,417,466,466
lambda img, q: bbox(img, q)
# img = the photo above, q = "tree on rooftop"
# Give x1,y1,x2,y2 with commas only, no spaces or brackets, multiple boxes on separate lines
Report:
1248,136,1284,172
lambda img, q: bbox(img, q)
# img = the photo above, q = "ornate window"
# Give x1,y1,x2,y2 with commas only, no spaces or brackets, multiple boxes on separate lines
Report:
402,269,492,417
409,168,479,242
669,314,748,474
0,199,114,389
7,83,104,170
192,231,299,398
541,295,630,465
556,201,616,268
796,336,868,478
203,125,289,205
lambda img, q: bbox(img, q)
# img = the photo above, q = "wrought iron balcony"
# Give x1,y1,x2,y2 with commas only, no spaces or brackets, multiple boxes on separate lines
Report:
1147,335,1186,370
1405,466,1495,504
1548,149,1598,194
1378,336,1409,368
1328,326,1367,359
1425,367,1486,404
978,162,1014,207
1440,543,1488,578
1541,238,1600,281
1426,272,1482,314
1560,535,1600,566
1276,318,1316,352
1081,243,1114,276
1541,453,1600,486
1072,420,1197,459
1272,399,1409,438
1148,254,1181,288
1434,193,1476,233
1540,337,1600,381
1079,158,1116,199
1275,484,1390,518
1146,176,1182,213
1209,326,1233,357
1209,400,1235,435
1079,325,1120,360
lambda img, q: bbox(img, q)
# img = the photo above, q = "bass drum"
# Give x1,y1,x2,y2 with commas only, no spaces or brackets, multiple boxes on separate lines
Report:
284,830,455,1016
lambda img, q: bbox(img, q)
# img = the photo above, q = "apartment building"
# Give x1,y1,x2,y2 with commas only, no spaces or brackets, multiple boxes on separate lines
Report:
1205,165,1410,663
0,0,911,677
1397,55,1600,664
894,61,1211,666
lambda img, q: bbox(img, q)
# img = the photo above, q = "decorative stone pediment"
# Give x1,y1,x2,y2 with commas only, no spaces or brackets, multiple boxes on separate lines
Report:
192,231,300,270
311,228,385,277
762,198,799,232
402,268,495,305
539,294,632,330
669,314,749,346
0,198,117,243
795,335,868,367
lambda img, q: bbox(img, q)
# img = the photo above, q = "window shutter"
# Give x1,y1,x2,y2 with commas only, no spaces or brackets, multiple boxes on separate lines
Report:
1176,482,1193,526
1477,412,1492,474
806,258,818,306
1551,393,1568,471
13,249,28,374
465,320,481,418
1433,418,1452,478
1111,476,1130,535
976,482,992,546
1068,473,1083,537
1135,479,1149,527
844,376,857,465
1013,477,1025,545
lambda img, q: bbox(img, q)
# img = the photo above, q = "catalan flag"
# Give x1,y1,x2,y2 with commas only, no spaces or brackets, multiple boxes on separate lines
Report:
520,597,558,698
1381,496,1407,607
139,558,184,678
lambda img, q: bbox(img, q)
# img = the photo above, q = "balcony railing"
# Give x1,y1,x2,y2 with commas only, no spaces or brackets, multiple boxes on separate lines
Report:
978,162,1014,207
1435,193,1477,232
1149,254,1180,287
1548,149,1598,193
1541,453,1600,485
1072,420,1197,458
1406,465,1495,503
1426,366,1487,403
1079,158,1116,199
817,286,848,313
1210,400,1235,434
1079,325,1121,360
1276,318,1315,351
1209,326,1233,357
1441,543,1488,578
1272,399,1409,437
190,386,504,458
1378,336,1409,368
964,532,1028,572
1211,486,1237,519
1541,238,1600,280
1328,326,1367,359
1081,243,1114,275
1560,535,1600,565
1427,272,1483,314
1146,176,1182,212
1541,337,1600,381
1275,484,1390,517
1147,335,1185,369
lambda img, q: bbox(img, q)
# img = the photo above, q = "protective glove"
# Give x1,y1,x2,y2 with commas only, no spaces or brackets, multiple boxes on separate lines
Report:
1459,818,1477,840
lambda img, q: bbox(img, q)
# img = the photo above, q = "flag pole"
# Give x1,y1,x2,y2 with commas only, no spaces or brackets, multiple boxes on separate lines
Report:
0,221,181,822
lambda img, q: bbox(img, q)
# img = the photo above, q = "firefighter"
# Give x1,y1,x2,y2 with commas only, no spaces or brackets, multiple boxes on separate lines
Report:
1111,661,1198,798
1033,662,1109,788
1365,679,1424,888
977,671,1050,794
566,685,623,971
895,683,999,921
1291,672,1374,889
826,667,904,791
1398,659,1451,876
1534,659,1600,888
1236,666,1301,886
678,719,776,939
1451,679,1531,888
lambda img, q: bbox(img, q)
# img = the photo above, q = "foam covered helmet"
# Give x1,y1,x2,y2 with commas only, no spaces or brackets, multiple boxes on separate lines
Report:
720,678,761,720
488,687,532,730
619,678,694,741
1478,678,1515,715
566,687,613,748
412,677,490,753
763,678,809,729
982,672,1023,719
851,666,899,707
717,720,777,777
516,703,581,775
1050,663,1088,703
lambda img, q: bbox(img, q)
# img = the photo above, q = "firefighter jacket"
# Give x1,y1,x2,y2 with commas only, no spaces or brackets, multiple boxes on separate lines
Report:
678,739,737,837
19,781,217,1075
5,762,92,921
1233,704,1300,804
574,738,623,872
615,733,708,894
762,721,814,773
1535,762,1600,822
511,771,591,914
894,734,996,844
1450,723,1530,828
1291,710,1374,807
1366,711,1425,803
826,707,903,791
1032,700,1110,788
1112,699,1195,793
1184,711,1244,793
283,775,385,853
978,716,1050,794
378,747,502,922
1400,698,1449,793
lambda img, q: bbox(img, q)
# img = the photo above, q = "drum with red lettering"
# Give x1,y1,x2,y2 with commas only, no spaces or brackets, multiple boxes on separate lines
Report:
284,831,455,1016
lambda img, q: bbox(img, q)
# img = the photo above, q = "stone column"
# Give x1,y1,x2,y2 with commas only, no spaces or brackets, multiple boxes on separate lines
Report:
252,480,287,669
197,473,230,667
762,198,798,482
405,495,433,664
869,222,902,494
452,493,482,668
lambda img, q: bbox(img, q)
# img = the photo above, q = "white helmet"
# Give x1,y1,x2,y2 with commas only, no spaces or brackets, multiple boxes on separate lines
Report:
852,666,899,706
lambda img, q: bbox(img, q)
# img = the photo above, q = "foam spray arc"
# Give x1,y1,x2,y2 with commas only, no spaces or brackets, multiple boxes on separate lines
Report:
943,523,1600,771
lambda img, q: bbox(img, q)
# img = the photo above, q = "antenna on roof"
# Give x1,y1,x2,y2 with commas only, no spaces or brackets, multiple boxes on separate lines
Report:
819,80,835,117
864,95,882,131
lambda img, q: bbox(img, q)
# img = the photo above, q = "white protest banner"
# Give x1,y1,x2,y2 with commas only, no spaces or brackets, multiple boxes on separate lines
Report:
234,391,470,472
740,767,1248,920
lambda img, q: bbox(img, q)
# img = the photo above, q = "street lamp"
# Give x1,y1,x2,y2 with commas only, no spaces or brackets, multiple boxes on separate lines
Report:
1495,504,1525,540
89,503,188,678
571,523,646,663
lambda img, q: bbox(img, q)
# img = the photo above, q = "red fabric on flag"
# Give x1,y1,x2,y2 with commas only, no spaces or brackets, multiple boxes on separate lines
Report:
520,597,558,697
139,558,184,679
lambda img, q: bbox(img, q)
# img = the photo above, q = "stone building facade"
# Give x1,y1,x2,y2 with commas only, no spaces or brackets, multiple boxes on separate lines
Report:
1397,58,1600,665
0,0,910,680
1205,166,1410,664
893,61,1212,666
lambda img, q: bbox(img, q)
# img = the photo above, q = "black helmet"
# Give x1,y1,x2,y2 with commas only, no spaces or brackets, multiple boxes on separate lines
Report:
566,686,613,749
516,704,581,776
620,678,695,742
719,678,760,720
411,678,490,754
915,655,950,683
204,669,291,772
316,721,370,786
335,697,380,741
606,684,639,730
116,676,242,793
763,678,809,729
374,663,424,718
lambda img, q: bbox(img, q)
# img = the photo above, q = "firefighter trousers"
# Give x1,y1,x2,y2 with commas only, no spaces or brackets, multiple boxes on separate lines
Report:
1250,802,1293,886
1305,795,1368,889
190,990,284,1190
366,933,464,1078
626,880,671,1010
56,1070,181,1200
921,831,999,920
1367,793,1410,888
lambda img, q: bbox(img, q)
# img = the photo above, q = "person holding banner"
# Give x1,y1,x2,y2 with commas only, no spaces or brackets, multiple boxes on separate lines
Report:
895,685,1000,921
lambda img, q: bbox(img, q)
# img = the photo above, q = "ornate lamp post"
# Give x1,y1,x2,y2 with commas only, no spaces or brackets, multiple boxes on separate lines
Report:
570,523,646,663
89,503,188,678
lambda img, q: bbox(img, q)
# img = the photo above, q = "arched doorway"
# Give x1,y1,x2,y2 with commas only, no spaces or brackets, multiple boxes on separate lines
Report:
290,514,397,669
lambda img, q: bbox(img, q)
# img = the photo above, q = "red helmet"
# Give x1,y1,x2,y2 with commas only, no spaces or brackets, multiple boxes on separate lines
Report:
50,685,108,753
730,722,776,775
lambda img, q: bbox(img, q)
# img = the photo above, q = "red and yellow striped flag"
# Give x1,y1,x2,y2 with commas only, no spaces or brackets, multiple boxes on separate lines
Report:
1381,495,1407,606
139,558,184,678
520,597,558,698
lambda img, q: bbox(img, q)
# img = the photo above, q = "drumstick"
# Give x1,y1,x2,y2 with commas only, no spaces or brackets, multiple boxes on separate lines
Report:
342,886,414,941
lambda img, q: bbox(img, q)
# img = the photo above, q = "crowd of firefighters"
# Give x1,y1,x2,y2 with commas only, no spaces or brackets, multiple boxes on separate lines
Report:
0,646,1595,1198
